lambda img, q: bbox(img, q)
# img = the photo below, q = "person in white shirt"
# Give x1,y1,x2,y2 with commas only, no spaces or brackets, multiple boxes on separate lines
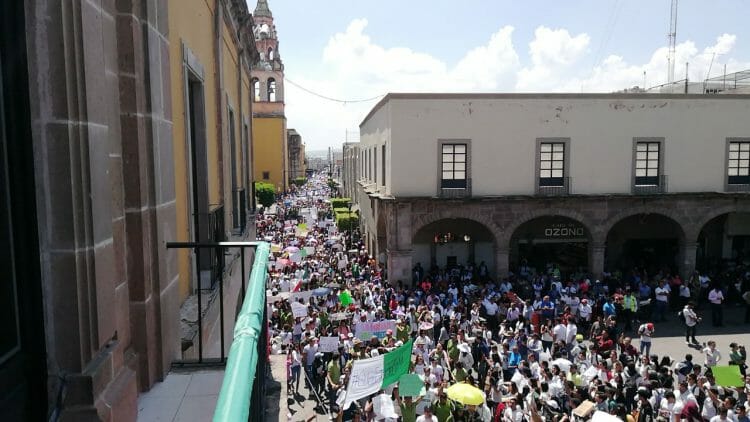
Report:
553,320,567,344
682,302,701,345
703,341,722,367
708,286,725,327
578,299,592,324
653,280,670,322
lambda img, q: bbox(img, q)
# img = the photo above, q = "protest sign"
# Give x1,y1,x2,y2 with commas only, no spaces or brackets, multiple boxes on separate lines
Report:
291,290,313,303
355,320,396,341
711,365,744,387
291,302,308,318
397,373,424,397
319,336,340,353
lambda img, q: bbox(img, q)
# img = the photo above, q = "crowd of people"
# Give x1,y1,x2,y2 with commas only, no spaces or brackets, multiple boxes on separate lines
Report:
263,173,750,422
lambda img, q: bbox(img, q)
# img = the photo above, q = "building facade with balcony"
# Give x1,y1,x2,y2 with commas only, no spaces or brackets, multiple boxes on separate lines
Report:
348,93,750,284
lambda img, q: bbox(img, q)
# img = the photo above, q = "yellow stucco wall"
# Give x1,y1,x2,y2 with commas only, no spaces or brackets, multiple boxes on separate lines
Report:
168,0,253,301
252,116,286,191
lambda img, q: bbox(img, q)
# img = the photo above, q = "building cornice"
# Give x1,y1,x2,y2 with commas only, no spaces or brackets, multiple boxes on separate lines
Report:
360,92,750,128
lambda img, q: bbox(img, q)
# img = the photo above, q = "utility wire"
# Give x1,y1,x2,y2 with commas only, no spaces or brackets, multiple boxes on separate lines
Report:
284,76,384,104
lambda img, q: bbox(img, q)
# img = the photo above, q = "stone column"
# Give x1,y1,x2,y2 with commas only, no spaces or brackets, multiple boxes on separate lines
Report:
679,241,698,278
387,249,413,286
588,243,606,280
495,248,509,279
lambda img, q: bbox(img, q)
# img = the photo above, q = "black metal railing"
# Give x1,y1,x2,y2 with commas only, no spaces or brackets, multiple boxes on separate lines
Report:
632,175,668,194
439,178,472,198
208,205,226,285
536,176,571,196
726,183,750,192
166,241,264,368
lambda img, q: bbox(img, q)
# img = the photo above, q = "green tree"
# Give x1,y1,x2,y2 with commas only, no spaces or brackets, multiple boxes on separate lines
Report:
254,182,276,208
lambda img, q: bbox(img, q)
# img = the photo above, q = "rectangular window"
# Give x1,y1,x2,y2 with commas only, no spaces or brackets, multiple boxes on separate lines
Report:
381,144,386,187
374,147,377,185
728,141,750,185
262,171,270,180
538,142,565,187
635,141,660,185
441,143,467,188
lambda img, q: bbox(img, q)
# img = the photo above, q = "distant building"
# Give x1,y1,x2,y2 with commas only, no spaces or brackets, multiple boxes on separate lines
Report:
251,0,289,191
345,93,750,283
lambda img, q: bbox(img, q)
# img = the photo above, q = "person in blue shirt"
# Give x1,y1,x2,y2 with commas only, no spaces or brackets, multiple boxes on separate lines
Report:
540,295,555,322
603,297,617,318
507,345,522,373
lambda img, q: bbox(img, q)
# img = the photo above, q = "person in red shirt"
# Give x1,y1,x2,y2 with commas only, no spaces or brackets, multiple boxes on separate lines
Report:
596,331,615,354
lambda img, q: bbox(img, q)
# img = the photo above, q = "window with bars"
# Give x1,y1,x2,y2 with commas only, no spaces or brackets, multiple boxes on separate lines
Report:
539,142,565,186
728,141,750,185
635,142,660,185
441,143,467,188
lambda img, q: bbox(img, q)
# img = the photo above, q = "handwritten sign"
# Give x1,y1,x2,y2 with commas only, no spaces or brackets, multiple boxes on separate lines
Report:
291,302,308,318
355,320,396,341
319,336,340,353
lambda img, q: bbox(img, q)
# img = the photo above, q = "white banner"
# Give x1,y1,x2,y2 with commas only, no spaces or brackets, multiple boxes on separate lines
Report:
291,302,308,318
319,336,340,353
344,355,384,407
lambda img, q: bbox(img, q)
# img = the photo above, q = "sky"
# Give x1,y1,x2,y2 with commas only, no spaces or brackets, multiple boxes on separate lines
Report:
248,0,750,151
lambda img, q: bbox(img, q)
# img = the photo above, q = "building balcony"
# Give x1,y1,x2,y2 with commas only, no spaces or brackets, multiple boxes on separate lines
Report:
438,178,472,198
139,242,274,421
632,175,668,195
536,176,571,196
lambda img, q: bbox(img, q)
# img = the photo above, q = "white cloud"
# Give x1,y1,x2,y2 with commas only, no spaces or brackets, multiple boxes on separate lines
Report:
283,21,749,150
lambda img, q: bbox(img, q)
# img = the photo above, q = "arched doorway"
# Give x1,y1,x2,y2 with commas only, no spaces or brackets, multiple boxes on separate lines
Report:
509,216,590,276
412,218,495,273
605,213,684,274
697,212,750,270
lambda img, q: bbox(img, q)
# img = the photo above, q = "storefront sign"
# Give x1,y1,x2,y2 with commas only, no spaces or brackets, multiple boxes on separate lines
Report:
543,222,586,239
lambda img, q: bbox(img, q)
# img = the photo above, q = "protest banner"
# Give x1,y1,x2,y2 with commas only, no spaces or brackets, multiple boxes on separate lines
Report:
291,290,313,303
355,320,396,341
319,336,340,353
344,339,413,407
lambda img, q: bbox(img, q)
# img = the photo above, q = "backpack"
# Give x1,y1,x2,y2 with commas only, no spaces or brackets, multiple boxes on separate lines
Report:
676,360,693,376
677,310,685,323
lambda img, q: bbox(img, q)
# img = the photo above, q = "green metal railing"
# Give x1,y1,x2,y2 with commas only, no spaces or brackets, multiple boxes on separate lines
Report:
213,241,270,422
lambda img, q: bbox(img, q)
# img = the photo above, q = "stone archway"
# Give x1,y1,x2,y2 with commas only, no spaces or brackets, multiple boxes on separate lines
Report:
604,212,686,275
695,210,750,271
507,214,593,278
411,217,499,277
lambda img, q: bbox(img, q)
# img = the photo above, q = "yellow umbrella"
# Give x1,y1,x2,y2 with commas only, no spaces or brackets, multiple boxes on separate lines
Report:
446,382,484,406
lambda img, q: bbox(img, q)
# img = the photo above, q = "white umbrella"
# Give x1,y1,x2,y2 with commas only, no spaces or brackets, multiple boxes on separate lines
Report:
284,246,300,253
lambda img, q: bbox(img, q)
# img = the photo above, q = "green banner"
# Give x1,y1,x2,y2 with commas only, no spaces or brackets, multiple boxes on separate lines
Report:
382,338,413,387
712,365,744,387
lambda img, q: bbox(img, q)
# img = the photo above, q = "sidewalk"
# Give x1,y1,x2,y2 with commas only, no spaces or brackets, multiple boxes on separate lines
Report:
270,354,330,422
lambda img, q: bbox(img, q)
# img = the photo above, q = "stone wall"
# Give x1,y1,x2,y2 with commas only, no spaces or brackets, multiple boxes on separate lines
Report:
25,0,176,419
373,193,750,283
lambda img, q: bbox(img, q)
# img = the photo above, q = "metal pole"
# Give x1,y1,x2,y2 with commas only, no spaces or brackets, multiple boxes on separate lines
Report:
197,246,203,363
241,248,246,300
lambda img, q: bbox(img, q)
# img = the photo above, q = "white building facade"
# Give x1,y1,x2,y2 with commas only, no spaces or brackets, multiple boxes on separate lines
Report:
345,93,750,283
